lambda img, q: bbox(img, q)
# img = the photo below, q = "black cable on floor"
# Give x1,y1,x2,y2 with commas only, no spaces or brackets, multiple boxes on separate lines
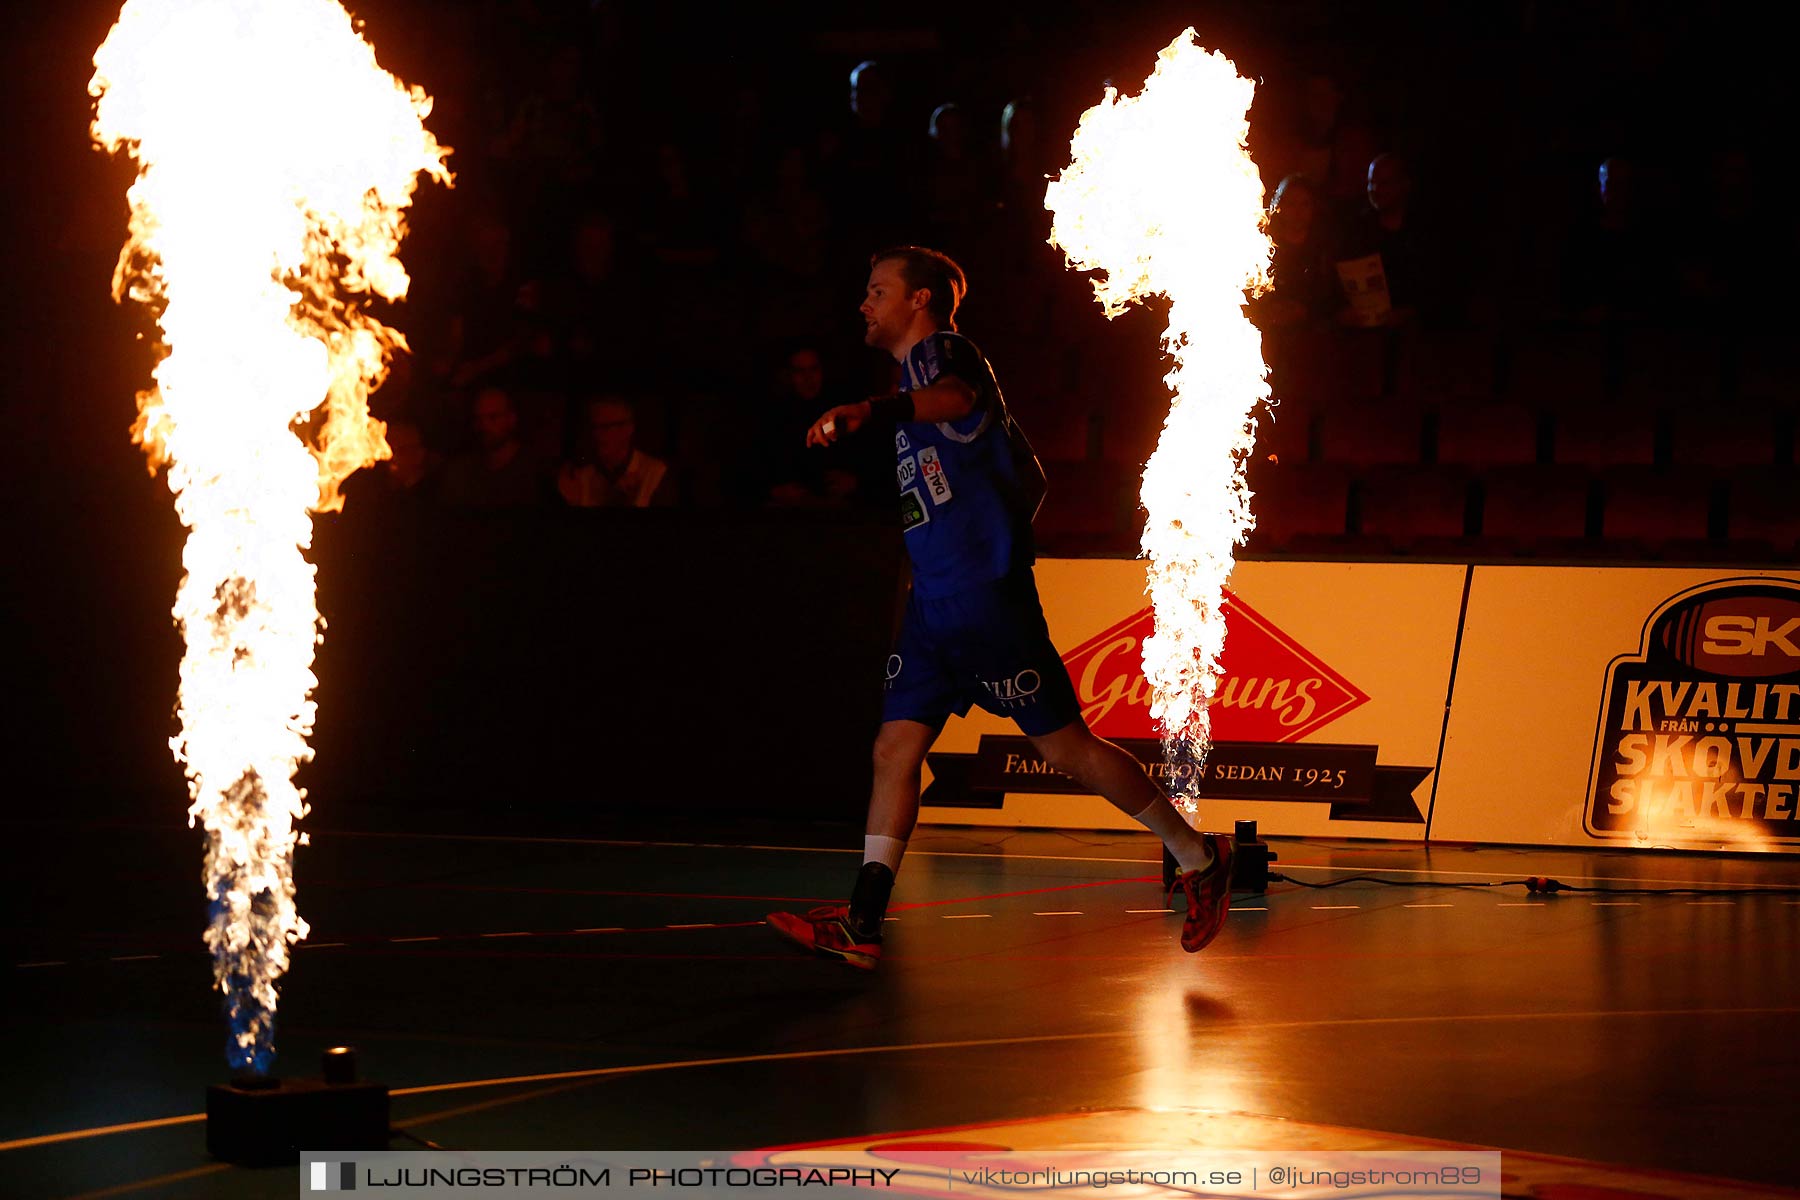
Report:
1271,873,1521,890
1268,872,1800,897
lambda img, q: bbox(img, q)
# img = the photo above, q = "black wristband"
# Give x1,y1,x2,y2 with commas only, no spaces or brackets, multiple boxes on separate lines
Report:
868,394,915,424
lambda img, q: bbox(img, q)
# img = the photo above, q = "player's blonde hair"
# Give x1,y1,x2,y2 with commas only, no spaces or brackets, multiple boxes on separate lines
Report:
872,245,967,327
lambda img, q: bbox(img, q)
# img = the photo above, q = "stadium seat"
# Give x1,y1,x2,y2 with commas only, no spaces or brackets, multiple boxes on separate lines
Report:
1734,334,1799,409
1477,465,1593,553
1502,324,1611,410
1034,458,1139,555
1265,325,1339,409
1614,326,1723,409
1436,401,1540,466
1250,397,1313,465
1396,325,1499,404
1242,461,1353,553
1316,398,1429,465
1549,403,1658,466
1667,404,1786,471
1356,466,1475,552
1020,392,1097,462
1723,469,1800,561
1597,465,1716,557
1328,327,1394,404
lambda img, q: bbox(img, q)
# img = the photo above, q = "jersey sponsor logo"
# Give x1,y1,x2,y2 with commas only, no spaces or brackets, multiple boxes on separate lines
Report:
885,654,904,689
899,488,929,531
896,455,917,487
895,430,910,454
918,445,953,504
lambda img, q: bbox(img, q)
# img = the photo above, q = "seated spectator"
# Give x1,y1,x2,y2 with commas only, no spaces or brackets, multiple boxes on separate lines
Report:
540,210,651,392
1251,174,1338,329
1562,155,1664,321
741,147,833,341
557,395,676,508
439,387,551,510
434,215,539,393
922,102,989,242
742,344,874,508
635,142,735,377
1259,71,1377,217
1679,148,1757,318
987,98,1055,253
1332,153,1438,327
823,59,918,249
719,82,774,198
639,141,725,273
997,97,1046,217
341,419,440,517
488,42,605,223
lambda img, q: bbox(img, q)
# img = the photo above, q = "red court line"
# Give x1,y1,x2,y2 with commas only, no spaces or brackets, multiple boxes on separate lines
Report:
890,877,1156,912
386,885,840,903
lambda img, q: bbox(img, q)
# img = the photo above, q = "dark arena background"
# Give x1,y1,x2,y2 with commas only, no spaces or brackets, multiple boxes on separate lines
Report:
4,1,1799,1197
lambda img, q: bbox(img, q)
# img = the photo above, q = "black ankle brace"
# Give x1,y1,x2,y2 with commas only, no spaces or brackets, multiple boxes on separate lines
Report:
848,861,896,937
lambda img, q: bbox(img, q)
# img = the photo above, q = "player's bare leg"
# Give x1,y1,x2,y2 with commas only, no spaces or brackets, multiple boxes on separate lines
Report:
866,718,936,840
1029,718,1234,951
765,719,934,968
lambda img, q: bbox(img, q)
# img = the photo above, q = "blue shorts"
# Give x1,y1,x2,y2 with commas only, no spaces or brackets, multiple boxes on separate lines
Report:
881,570,1083,737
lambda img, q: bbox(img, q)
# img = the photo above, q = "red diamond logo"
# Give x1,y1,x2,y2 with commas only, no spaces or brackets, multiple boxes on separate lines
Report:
1060,588,1369,743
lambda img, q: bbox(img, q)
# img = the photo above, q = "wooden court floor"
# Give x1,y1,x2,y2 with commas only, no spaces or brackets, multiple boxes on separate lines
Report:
4,818,1798,1198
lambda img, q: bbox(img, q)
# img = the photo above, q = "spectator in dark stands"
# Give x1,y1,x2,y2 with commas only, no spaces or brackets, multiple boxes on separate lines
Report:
640,141,725,272
557,395,675,508
437,216,537,393
825,60,916,248
489,42,605,214
636,141,735,374
1263,72,1377,217
1680,148,1756,318
720,82,774,198
1250,174,1337,330
746,344,871,508
922,103,988,241
997,97,1046,215
342,420,439,517
381,420,437,495
1563,155,1661,321
541,210,649,392
742,147,834,342
1332,153,1437,327
440,387,550,510
986,97,1059,331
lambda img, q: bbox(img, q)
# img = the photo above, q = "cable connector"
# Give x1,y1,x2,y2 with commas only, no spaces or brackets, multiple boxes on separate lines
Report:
1525,876,1567,895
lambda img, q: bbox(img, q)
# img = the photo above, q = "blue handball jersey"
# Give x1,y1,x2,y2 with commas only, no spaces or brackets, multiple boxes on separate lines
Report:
894,331,1036,598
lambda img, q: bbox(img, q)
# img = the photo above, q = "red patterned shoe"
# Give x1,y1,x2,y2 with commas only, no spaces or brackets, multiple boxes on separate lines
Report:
766,905,883,969
1169,833,1235,952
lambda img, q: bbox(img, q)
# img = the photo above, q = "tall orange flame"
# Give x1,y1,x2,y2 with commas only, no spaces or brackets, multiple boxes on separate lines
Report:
1046,30,1272,800
90,0,449,1069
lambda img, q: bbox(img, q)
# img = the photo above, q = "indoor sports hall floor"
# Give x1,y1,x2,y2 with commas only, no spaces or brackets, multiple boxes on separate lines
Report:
4,819,1798,1199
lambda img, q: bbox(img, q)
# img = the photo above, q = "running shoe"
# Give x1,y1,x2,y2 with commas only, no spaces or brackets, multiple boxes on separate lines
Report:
766,904,883,969
1169,832,1235,952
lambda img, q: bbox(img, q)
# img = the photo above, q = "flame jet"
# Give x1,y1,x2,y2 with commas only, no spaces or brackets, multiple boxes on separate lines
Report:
1046,30,1272,801
89,0,449,1070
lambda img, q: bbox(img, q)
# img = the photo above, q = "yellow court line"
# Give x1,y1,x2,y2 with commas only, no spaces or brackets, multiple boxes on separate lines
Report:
12,1006,1797,1155
1,1113,207,1153
319,829,1800,891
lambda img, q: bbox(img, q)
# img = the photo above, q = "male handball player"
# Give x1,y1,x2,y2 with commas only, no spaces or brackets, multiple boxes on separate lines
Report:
766,246,1232,968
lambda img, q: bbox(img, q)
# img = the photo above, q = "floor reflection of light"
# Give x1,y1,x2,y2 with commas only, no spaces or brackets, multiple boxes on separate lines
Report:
1126,971,1267,1113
